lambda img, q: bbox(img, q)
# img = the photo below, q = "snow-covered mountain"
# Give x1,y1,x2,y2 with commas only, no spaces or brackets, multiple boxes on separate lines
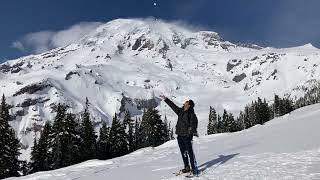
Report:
7,100,320,180
0,18,320,160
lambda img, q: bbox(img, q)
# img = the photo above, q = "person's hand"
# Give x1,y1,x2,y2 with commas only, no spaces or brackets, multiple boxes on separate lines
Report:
193,132,199,137
159,94,167,100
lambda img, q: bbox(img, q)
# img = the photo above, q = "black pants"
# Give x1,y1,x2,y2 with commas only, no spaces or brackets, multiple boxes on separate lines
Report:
177,135,197,172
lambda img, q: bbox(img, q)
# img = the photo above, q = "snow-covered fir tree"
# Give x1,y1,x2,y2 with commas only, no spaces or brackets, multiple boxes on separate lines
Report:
207,106,217,135
109,113,128,158
97,122,110,160
29,121,53,173
80,98,97,161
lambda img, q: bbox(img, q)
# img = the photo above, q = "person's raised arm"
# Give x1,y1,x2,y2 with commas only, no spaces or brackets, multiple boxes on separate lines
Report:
160,95,181,115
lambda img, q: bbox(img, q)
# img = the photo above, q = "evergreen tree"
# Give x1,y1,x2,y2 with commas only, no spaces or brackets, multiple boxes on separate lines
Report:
141,107,166,147
274,94,281,117
52,103,83,169
133,117,141,150
127,119,134,152
243,106,251,129
123,111,134,152
256,98,263,125
150,108,166,147
0,94,21,178
170,127,175,140
80,98,97,161
217,115,222,133
109,113,128,158
29,121,53,173
65,113,82,165
269,103,275,120
261,98,271,124
97,122,110,160
237,111,246,130
229,113,239,132
52,103,67,169
247,103,256,127
29,138,40,173
207,106,217,135
283,98,294,115
163,115,170,141
222,109,229,132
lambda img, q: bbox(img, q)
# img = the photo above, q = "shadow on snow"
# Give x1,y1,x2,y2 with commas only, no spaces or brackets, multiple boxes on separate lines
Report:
198,153,239,173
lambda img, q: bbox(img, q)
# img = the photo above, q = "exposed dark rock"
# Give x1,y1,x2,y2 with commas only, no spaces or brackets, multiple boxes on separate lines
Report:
65,71,80,80
11,67,22,73
54,65,63,69
119,94,160,115
220,43,235,50
172,33,182,45
251,56,259,61
16,97,50,108
15,109,25,116
50,103,70,113
252,71,261,76
232,73,247,82
139,40,154,51
266,69,278,80
158,39,170,59
271,69,278,76
42,54,56,58
244,83,249,91
132,35,145,50
13,80,52,96
134,98,159,110
116,45,124,54
181,38,196,49
200,32,221,46
0,61,24,73
0,64,11,73
236,43,263,50
105,54,112,59
94,79,103,85
226,59,242,72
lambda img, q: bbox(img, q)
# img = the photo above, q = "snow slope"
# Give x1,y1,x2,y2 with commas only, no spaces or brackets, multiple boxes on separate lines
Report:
0,18,320,160
7,103,320,180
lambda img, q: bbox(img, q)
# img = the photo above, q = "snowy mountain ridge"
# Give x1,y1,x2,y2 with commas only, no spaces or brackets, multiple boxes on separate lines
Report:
0,18,320,160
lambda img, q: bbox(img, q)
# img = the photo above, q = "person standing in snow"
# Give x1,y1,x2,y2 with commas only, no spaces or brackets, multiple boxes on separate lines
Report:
159,95,199,175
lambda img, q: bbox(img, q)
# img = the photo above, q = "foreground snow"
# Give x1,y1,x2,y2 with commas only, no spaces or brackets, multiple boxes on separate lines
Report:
7,103,320,180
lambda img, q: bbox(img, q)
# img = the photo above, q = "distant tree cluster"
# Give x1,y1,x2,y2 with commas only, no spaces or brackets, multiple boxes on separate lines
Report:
207,106,239,134
207,94,294,135
295,82,320,108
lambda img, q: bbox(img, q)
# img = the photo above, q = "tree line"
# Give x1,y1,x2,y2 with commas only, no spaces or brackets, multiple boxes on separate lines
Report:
207,94,295,135
0,96,174,178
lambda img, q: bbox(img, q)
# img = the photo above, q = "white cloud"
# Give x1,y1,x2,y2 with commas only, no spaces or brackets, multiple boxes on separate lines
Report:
11,41,26,52
12,22,102,54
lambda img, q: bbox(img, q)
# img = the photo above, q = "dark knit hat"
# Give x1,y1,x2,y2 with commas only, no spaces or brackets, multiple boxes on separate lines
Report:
188,99,195,108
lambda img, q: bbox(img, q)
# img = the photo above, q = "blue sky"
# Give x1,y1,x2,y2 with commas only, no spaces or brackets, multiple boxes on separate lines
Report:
1,0,320,62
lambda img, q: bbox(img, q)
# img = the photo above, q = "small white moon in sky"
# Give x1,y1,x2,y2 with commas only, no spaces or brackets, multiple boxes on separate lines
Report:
154,2,157,6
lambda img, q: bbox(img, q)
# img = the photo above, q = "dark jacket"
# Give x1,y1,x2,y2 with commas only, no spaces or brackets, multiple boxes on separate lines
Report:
164,98,198,136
